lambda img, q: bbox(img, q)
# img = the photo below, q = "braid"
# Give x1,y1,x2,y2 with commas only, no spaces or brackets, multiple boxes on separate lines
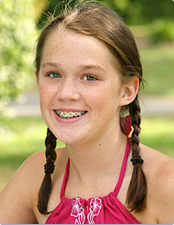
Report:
126,97,147,212
38,128,57,214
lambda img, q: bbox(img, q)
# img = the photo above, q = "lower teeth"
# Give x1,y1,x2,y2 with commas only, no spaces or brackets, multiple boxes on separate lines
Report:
59,115,80,119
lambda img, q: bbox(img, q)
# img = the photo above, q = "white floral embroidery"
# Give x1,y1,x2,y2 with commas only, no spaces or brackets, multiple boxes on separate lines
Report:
87,197,102,224
71,198,85,224
71,197,102,224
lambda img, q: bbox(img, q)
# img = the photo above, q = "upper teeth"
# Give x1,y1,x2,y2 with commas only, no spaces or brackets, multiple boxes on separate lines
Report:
56,111,86,118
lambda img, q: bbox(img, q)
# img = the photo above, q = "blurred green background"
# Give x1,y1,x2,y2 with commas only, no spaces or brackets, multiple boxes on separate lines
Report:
0,0,174,191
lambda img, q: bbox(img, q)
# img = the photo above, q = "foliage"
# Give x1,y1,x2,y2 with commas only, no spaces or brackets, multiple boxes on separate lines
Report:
101,0,174,25
149,20,174,43
0,0,38,109
33,0,49,28
33,0,49,20
37,0,174,28
36,0,76,28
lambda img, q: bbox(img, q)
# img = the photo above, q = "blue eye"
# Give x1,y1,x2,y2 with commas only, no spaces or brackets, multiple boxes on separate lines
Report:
47,72,61,78
83,74,97,81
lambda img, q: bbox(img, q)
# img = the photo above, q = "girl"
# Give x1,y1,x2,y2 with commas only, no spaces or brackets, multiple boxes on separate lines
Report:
0,1,174,224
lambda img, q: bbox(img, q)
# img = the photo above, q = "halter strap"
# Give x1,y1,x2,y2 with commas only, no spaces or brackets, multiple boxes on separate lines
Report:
60,158,70,199
113,142,130,195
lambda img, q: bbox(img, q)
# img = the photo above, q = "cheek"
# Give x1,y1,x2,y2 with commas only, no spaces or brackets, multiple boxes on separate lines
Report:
38,83,55,107
88,84,120,115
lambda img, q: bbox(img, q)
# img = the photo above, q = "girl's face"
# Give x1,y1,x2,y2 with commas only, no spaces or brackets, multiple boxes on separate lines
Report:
36,28,133,146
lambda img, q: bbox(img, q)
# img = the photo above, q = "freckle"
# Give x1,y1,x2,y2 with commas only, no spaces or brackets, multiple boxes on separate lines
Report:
99,144,101,146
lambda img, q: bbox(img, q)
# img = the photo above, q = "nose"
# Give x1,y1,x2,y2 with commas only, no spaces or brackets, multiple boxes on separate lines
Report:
57,77,80,101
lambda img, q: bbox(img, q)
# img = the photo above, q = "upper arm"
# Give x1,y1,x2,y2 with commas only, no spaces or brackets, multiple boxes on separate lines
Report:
0,152,45,223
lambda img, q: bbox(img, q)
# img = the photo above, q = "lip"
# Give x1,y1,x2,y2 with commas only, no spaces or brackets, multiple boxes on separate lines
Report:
54,109,88,124
55,108,86,112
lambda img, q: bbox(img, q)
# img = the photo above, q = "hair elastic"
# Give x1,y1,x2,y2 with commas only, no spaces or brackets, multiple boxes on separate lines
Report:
44,163,55,174
131,156,143,165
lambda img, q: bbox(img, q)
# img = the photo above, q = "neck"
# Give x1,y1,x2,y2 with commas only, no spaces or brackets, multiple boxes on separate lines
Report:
66,129,128,182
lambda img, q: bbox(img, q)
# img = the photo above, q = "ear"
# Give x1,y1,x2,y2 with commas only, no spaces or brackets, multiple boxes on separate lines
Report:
34,68,40,93
119,77,139,107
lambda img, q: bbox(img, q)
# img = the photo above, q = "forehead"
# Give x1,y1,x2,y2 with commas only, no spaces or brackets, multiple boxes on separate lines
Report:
41,28,120,71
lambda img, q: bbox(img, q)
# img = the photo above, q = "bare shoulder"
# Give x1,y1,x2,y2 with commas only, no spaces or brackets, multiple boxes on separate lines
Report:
0,147,67,223
0,150,46,195
0,150,45,223
140,144,174,223
140,144,174,178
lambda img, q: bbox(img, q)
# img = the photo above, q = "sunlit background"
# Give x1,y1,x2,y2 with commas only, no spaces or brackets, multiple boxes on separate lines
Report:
0,0,174,191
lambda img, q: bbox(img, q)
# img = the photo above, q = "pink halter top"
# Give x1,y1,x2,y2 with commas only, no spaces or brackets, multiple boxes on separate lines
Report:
46,142,141,224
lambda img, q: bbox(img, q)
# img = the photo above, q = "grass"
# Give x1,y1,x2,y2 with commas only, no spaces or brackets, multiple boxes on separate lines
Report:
140,45,174,97
140,116,174,157
0,115,174,192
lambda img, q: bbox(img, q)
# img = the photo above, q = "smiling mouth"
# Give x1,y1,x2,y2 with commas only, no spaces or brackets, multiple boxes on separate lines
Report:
55,111,87,119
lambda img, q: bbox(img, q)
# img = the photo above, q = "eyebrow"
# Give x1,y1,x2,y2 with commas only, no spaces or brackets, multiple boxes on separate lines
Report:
79,64,105,72
41,62,105,72
41,62,61,68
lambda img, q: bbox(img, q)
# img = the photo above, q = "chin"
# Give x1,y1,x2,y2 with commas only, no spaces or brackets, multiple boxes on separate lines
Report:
55,134,82,146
